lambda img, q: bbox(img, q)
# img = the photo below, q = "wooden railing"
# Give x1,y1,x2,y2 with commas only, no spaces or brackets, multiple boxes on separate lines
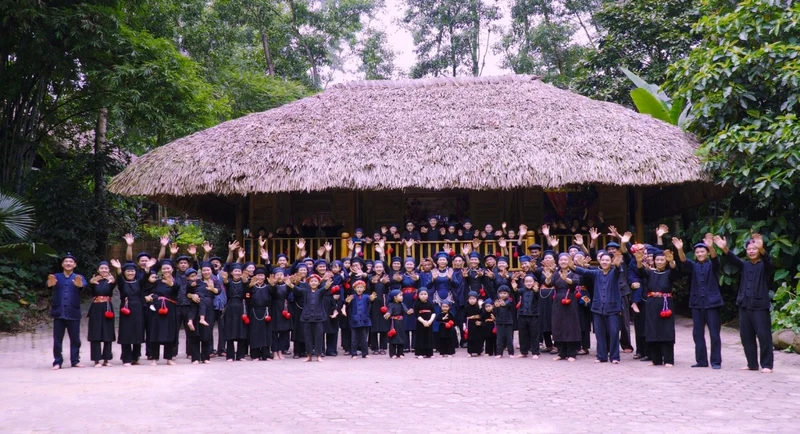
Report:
108,234,614,270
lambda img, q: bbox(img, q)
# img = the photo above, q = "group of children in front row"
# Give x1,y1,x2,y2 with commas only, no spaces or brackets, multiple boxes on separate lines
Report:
48,225,775,373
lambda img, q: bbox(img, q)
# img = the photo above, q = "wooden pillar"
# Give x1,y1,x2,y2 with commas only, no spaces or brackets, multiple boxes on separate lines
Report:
235,196,246,241
635,187,644,243
340,232,351,258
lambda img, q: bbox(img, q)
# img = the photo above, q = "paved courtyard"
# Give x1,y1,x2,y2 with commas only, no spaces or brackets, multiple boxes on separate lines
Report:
1,315,799,433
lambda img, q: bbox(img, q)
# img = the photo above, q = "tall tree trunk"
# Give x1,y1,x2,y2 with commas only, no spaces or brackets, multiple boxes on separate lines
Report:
469,0,480,76
259,27,275,76
94,107,108,258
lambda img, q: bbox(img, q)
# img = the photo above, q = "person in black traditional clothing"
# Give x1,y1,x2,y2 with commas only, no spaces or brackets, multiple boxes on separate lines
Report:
269,268,293,360
247,267,273,361
111,260,148,366
494,286,515,358
537,251,556,354
437,301,457,357
48,253,87,370
289,273,331,362
571,252,593,355
414,288,436,358
323,285,341,357
481,300,496,356
673,235,723,369
193,262,219,363
550,253,582,361
290,263,309,359
386,289,408,359
144,259,181,365
512,274,540,359
87,262,116,367
463,292,483,356
635,248,679,367
221,263,249,361
345,280,376,359
368,260,391,355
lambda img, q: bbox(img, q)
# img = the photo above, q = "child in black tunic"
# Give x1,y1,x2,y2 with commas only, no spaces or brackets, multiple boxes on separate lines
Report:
494,285,515,358
481,300,497,356
247,267,273,361
463,291,483,356
414,288,435,358
323,287,341,357
437,301,457,356
386,289,407,359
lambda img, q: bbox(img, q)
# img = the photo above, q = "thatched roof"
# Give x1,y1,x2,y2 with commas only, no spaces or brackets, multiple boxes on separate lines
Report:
109,75,706,203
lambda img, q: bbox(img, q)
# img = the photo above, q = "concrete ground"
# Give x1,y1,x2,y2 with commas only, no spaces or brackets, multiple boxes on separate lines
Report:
1,316,799,433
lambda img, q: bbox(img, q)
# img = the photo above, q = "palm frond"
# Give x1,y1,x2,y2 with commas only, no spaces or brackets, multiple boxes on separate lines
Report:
0,192,36,241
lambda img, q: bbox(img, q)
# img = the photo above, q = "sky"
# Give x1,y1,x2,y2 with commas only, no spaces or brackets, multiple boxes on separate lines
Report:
329,0,513,85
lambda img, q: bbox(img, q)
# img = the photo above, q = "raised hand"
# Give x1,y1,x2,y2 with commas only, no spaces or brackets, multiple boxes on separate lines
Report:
664,250,674,263
620,231,632,244
703,233,714,248
713,235,727,250
187,244,197,256
443,243,451,253
656,224,669,238
502,222,507,230
446,269,453,280
589,227,599,240
346,294,354,304
324,242,332,252
203,241,213,253
461,244,471,256
612,252,623,267
228,240,239,252
498,239,507,248
169,243,179,255
237,247,245,259
110,259,121,269
607,226,619,238
90,274,102,285
73,275,84,287
472,239,481,249
47,274,57,287
518,225,528,237
671,238,684,251
160,235,170,247
751,232,764,249
146,258,157,269
124,233,135,246
296,238,306,250
260,248,269,261
106,274,115,284
548,236,559,248
258,236,266,248
317,246,326,257
634,249,644,262
541,224,550,237
574,234,584,246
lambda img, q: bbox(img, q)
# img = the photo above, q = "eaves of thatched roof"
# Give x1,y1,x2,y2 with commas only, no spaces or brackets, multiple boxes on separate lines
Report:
108,75,707,199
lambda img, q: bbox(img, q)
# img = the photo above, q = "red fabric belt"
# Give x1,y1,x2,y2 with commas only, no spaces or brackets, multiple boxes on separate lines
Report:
391,315,403,320
647,292,672,298
93,296,111,303
158,296,177,304
402,287,416,294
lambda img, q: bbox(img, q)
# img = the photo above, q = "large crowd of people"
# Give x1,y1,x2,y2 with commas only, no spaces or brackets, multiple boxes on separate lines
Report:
48,223,774,374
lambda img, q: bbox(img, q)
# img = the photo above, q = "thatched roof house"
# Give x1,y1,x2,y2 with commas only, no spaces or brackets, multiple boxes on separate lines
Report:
109,75,713,240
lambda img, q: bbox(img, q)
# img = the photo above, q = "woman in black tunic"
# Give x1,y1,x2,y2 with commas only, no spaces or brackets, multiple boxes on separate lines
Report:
549,253,582,361
269,268,293,360
572,252,593,355
222,263,249,361
288,273,330,362
194,262,219,363
322,287,341,356
368,260,391,355
463,291,483,356
144,259,181,365
290,264,309,359
386,289,407,359
112,260,148,366
635,249,679,367
537,251,557,353
88,261,116,367
247,267,273,361
413,288,435,358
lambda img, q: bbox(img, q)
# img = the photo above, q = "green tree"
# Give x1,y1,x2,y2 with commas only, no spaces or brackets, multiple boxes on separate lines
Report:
403,0,502,77
667,0,800,330
357,28,397,80
573,0,701,106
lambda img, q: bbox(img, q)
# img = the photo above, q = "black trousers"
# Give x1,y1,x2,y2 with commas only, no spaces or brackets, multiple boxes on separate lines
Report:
148,343,175,361
558,341,580,358
633,303,648,357
389,343,404,357
518,315,540,356
649,342,675,365
174,305,190,357
467,340,483,355
53,318,81,367
369,331,387,351
188,336,212,362
341,328,352,353
250,345,273,360
90,341,113,362
496,324,514,356
692,307,722,367
303,322,324,356
214,311,225,353
293,341,306,356
120,344,142,364
272,331,289,353
484,335,496,356
225,339,247,360
739,308,773,370
351,327,369,357
619,295,633,350
540,332,553,349
579,308,592,351
325,333,338,355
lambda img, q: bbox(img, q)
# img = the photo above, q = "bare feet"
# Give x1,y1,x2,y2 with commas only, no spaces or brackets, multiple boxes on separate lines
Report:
665,364,674,368
192,361,199,365
532,355,539,360
72,363,84,368
199,318,209,326
203,360,211,364
740,366,753,371
317,356,324,362
150,361,158,366
103,361,113,367
553,356,563,361
51,365,60,370
567,357,576,362
226,359,233,363
612,360,620,364
495,355,502,359
593,359,602,363
94,363,102,368
123,363,132,367
304,356,312,362
761,368,773,373
417,356,423,359
166,360,176,366
513,354,527,359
